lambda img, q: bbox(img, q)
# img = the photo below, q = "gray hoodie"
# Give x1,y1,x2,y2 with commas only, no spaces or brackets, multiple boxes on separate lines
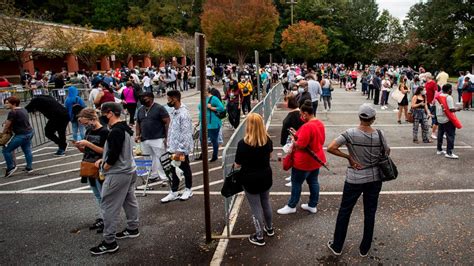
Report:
102,121,136,175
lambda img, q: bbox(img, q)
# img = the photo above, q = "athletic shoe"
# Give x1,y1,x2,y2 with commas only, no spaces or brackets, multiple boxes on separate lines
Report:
277,205,296,215
431,134,438,140
115,228,140,239
393,109,399,112
360,250,369,257
436,150,446,155
301,204,317,214
90,241,119,255
285,176,291,181
263,226,274,237
54,150,65,156
5,166,18,178
161,191,179,203
180,188,193,201
327,240,342,256
22,167,34,174
284,181,292,187
89,218,103,230
248,233,265,246
445,153,459,159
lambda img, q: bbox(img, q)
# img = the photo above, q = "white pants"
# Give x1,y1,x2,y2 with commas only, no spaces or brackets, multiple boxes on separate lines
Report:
141,138,167,180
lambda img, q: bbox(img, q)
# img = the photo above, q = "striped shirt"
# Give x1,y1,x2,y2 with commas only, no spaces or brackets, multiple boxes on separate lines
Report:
335,128,389,184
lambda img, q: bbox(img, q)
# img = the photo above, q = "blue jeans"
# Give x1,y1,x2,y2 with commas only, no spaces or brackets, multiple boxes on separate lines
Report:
2,131,34,170
332,181,382,254
208,127,220,160
88,178,103,205
71,121,85,141
288,168,320,208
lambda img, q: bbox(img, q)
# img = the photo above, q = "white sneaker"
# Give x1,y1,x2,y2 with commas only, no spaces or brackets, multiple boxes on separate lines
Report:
180,188,193,201
285,176,291,181
285,181,292,187
277,205,296,215
436,150,446,155
301,204,317,214
445,153,459,159
161,191,179,203
431,134,437,139
393,109,399,112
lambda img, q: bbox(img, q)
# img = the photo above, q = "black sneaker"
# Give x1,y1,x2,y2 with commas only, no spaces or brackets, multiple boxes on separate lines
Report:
89,219,103,230
96,224,104,234
90,240,119,255
115,228,140,239
5,166,18,178
22,167,34,174
263,226,274,237
327,240,342,256
359,250,369,257
248,233,265,246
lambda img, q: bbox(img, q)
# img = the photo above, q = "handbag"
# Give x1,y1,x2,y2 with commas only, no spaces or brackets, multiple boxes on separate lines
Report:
376,129,398,182
0,131,13,146
80,161,100,178
282,150,294,171
391,88,405,103
406,109,414,123
221,166,243,197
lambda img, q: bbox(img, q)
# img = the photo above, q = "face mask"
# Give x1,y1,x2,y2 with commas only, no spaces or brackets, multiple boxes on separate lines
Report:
421,91,426,95
298,88,304,94
85,124,95,131
167,101,175,108
140,98,152,106
291,90,298,95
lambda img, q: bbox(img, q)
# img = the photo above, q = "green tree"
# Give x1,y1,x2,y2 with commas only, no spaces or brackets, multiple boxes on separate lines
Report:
90,0,129,30
201,0,279,67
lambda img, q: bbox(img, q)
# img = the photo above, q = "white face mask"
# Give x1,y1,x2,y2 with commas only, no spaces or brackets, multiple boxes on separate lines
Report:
291,90,298,95
298,88,305,93
421,91,426,95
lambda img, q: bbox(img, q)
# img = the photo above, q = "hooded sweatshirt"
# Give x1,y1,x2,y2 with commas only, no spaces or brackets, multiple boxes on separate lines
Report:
102,121,136,175
64,86,86,121
25,95,69,121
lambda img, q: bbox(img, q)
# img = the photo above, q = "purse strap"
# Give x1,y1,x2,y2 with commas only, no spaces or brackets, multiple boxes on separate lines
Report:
376,129,387,156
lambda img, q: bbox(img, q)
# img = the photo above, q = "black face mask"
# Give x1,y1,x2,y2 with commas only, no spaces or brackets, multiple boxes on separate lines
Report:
167,101,175,108
101,115,109,125
140,98,152,106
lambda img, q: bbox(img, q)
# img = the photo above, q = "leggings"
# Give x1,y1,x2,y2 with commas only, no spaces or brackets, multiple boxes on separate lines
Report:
322,96,331,110
125,103,137,125
245,189,272,239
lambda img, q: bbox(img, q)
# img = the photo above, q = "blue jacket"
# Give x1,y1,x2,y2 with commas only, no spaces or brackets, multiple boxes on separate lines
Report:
64,86,86,121
198,95,225,130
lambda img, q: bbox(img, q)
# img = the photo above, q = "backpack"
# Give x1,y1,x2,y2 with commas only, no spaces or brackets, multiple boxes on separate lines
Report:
71,97,84,122
208,96,226,120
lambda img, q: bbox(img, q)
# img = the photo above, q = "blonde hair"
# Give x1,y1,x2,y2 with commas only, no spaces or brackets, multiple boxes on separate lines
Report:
77,108,98,121
244,113,269,147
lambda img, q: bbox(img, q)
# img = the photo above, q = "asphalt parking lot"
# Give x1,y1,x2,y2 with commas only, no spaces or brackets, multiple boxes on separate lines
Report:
1,83,473,264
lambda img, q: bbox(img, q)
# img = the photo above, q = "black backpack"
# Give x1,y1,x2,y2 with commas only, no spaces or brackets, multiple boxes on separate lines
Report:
208,96,226,120
71,97,84,121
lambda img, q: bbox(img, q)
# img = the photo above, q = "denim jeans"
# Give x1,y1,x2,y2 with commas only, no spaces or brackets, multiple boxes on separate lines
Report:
332,181,382,254
287,168,320,208
2,131,34,170
88,178,103,218
208,127,220,160
71,121,85,141
437,121,456,155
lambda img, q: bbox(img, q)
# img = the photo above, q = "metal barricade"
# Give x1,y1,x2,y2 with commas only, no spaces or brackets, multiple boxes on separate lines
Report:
220,82,284,237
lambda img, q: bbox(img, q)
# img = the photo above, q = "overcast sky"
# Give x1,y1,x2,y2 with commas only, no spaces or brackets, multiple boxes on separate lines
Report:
376,0,422,21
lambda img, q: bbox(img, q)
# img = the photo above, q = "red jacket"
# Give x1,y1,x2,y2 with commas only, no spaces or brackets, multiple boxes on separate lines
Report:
425,80,437,104
293,119,326,171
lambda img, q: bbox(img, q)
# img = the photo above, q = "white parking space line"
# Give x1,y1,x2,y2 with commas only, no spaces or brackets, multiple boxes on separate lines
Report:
0,168,79,187
0,153,83,167
0,148,78,165
17,177,81,192
136,166,222,190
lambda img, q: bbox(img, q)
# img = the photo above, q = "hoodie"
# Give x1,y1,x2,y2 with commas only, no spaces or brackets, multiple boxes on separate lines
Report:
102,121,136,175
64,86,86,121
24,95,68,121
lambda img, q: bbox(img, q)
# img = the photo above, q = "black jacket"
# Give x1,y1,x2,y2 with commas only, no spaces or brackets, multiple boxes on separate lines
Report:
25,95,68,121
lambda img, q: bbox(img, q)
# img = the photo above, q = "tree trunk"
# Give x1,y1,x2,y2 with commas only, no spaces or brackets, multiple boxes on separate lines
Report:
237,50,247,70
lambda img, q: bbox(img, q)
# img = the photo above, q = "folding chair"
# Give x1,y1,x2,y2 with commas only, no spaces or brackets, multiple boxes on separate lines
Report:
135,158,153,196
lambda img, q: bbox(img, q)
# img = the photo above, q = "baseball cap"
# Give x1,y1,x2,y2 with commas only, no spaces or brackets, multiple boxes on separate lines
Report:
100,102,123,116
358,103,376,119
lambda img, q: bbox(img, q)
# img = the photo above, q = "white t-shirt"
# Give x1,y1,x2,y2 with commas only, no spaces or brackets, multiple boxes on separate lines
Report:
142,76,151,87
382,79,391,91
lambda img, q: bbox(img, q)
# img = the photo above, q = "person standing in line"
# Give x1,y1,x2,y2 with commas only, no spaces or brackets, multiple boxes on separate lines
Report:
307,74,322,115
135,92,170,183
121,81,139,127
74,108,109,233
161,90,194,203
223,77,243,129
320,74,332,112
380,75,391,110
327,104,387,257
461,76,472,110
456,71,465,103
436,68,449,88
2,96,34,177
198,87,225,162
25,95,69,156
397,75,411,124
411,87,432,143
435,84,462,159
64,86,87,141
239,77,253,116
142,72,152,93
277,100,326,215
235,113,274,246
90,102,139,255
373,72,382,105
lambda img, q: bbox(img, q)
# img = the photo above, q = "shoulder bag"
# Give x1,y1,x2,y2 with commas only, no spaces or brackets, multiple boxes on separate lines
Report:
221,165,243,197
376,129,398,182
0,131,13,146
79,132,100,178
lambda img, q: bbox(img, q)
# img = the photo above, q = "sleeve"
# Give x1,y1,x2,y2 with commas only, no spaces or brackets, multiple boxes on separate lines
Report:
99,128,110,147
379,130,390,151
213,97,225,113
248,83,253,92
281,116,290,146
177,114,193,153
234,141,245,165
79,97,87,107
6,110,15,121
159,105,170,120
335,130,348,146
268,138,273,153
447,96,455,109
295,125,311,148
105,128,125,166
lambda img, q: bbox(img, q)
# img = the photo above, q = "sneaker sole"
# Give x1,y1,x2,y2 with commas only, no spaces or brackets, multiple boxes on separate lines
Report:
115,232,140,239
263,228,274,237
180,194,193,201
248,237,265,246
5,167,18,178
90,245,119,255
327,241,342,256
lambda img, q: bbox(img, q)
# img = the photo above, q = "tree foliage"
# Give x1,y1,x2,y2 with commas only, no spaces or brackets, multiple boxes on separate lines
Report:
201,0,279,67
281,21,328,62
375,10,406,64
108,27,155,65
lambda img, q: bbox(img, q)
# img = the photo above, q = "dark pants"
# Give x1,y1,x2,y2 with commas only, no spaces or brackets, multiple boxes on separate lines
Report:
312,101,319,116
332,181,382,254
227,102,241,129
367,84,375,100
208,127,220,160
45,118,69,150
125,103,137,125
437,121,456,155
171,155,193,192
362,83,368,94
242,95,251,114
373,89,380,105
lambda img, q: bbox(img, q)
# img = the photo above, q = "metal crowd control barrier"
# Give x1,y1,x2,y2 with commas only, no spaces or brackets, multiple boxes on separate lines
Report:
28,112,72,148
220,82,284,238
